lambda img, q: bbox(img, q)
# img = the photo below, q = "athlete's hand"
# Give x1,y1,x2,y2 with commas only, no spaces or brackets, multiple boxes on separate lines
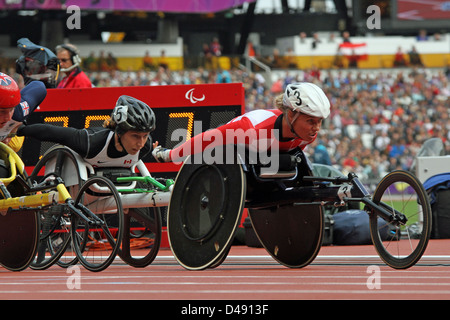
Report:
152,144,171,163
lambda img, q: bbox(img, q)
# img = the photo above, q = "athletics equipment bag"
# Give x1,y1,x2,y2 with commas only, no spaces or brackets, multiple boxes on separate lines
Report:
424,173,450,239
333,209,391,245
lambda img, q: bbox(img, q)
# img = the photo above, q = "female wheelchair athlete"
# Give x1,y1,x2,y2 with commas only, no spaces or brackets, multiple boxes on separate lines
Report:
0,142,124,272
16,94,172,271
167,146,432,270
28,145,173,271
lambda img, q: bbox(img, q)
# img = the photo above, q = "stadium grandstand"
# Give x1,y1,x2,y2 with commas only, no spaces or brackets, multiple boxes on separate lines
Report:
0,0,448,186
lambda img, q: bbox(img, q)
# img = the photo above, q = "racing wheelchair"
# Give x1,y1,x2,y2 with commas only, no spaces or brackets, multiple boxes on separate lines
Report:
167,146,432,270
28,145,173,271
0,142,123,272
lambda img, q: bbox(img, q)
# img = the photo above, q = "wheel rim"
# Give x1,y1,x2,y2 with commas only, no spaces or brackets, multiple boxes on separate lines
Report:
72,176,123,272
371,171,431,269
30,147,81,269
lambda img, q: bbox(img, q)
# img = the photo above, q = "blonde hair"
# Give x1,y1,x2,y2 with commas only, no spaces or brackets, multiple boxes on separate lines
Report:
274,93,289,112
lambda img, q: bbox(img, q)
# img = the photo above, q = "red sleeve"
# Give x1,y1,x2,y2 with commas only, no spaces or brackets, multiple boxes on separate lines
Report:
169,116,255,162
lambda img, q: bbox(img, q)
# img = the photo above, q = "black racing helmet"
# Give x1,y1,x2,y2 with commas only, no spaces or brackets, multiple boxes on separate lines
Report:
111,95,156,134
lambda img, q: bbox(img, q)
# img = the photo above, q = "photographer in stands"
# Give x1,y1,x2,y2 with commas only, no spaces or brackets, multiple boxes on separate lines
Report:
0,38,50,152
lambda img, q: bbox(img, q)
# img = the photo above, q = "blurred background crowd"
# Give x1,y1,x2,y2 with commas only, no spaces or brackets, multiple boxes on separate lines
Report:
2,59,448,184
1,47,449,186
82,65,450,184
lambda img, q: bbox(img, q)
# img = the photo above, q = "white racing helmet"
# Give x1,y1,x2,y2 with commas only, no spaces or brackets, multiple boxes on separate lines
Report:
282,82,330,118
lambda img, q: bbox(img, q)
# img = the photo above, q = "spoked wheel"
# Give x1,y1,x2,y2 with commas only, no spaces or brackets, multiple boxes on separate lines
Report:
30,205,72,270
71,176,124,272
120,206,162,267
29,146,82,270
370,170,432,269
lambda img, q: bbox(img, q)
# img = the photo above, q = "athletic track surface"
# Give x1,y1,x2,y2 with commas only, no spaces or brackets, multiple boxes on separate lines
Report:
2,239,450,304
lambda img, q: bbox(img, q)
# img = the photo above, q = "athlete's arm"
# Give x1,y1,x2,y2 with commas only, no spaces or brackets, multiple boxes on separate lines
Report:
169,116,255,162
17,124,89,157
13,81,47,122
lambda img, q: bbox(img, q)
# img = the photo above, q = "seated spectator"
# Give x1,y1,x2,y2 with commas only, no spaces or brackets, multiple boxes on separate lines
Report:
311,32,321,49
201,43,213,70
299,32,307,44
216,68,231,83
393,47,407,67
342,31,351,43
106,52,118,70
285,48,297,68
408,46,424,67
332,47,344,68
267,48,282,68
158,50,169,70
143,50,154,70
210,37,222,57
416,29,428,41
312,140,332,165
83,51,97,71
347,50,358,68
97,50,110,71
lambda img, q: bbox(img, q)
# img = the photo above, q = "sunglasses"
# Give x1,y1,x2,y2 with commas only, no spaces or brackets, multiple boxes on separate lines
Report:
60,58,71,63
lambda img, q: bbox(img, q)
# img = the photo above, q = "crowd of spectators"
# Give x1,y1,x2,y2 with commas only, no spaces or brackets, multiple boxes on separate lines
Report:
85,65,449,184
1,53,448,184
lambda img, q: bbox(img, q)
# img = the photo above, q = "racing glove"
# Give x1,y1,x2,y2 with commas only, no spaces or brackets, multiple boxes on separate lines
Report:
152,145,171,162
